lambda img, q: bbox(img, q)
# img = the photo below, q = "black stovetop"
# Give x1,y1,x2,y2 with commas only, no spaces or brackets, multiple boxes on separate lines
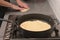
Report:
3,15,60,40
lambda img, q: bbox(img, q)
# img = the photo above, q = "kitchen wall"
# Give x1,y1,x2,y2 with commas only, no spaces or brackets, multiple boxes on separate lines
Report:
48,0,60,22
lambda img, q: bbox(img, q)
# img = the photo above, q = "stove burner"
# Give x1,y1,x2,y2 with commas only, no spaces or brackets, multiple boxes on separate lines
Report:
4,15,59,40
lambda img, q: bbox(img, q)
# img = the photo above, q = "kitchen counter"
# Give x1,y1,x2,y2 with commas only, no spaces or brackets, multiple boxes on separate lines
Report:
0,0,60,40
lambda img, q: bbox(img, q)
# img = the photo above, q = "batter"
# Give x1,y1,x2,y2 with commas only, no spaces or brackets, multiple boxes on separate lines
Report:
20,20,51,32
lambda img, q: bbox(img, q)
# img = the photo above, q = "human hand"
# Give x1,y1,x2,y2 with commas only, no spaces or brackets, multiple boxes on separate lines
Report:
11,4,24,11
16,0,29,9
11,4,29,12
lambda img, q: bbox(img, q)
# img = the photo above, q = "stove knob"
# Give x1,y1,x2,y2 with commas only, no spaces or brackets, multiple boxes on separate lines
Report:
7,28,11,31
5,32,10,35
4,35,10,40
4,37,10,40
6,28,12,32
8,23,12,28
6,35,10,38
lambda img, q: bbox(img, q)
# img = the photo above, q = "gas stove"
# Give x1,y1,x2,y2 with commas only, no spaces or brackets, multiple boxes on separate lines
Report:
3,15,60,40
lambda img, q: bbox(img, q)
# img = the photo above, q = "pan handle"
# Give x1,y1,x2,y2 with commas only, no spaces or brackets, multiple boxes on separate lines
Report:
0,18,18,26
0,18,13,23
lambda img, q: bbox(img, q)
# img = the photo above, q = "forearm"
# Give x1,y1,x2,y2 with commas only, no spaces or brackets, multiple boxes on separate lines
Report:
0,0,15,8
0,0,29,11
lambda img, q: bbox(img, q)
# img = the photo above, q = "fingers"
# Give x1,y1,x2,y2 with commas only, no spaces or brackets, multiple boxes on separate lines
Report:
11,4,22,10
16,0,29,9
22,3,29,9
10,3,30,12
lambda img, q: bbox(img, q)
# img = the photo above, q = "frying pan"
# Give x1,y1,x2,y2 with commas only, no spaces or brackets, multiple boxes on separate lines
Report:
15,14,55,38
0,13,58,38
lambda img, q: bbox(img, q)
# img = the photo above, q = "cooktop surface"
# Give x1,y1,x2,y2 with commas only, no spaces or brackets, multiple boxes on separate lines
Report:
3,15,60,40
